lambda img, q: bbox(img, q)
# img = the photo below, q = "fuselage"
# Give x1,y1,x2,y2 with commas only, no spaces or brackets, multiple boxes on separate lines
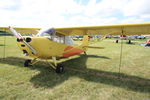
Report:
17,36,84,59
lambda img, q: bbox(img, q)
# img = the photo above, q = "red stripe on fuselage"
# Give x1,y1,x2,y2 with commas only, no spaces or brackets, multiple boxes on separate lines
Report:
63,46,83,58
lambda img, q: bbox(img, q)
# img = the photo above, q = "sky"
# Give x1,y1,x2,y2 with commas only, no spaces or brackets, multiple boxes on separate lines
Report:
0,0,150,28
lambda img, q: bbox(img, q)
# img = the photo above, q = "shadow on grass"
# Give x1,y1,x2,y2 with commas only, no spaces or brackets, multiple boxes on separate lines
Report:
0,44,5,46
0,55,149,93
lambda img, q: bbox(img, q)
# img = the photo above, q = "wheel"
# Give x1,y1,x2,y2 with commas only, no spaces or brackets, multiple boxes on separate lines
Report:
24,59,31,67
55,64,64,73
84,51,87,55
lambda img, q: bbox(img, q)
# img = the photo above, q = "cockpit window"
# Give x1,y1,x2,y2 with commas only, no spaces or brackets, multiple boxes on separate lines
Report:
37,28,55,37
37,28,73,45
42,33,51,36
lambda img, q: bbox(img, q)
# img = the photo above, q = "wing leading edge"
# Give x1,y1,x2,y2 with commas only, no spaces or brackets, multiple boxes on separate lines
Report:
0,22,150,35
55,22,150,36
0,27,41,34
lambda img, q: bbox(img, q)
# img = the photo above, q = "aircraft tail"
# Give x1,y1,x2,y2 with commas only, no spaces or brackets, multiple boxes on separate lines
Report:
81,35,89,46
81,35,105,50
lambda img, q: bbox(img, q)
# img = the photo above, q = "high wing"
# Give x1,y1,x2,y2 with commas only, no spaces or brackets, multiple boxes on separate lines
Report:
55,22,150,36
0,23,150,36
0,27,41,34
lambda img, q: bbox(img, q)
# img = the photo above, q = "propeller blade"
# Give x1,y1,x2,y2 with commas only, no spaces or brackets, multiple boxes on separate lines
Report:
9,26,37,55
23,40,37,55
9,26,23,39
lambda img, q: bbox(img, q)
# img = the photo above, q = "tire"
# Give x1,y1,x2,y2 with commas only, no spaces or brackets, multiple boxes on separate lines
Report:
55,64,64,73
24,59,31,67
84,51,87,55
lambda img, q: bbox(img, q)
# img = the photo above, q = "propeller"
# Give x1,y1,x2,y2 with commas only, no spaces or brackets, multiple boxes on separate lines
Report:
9,26,37,55
9,26,23,39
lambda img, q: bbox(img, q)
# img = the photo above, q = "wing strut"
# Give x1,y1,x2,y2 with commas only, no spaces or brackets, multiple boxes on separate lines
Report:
118,28,124,78
2,29,7,60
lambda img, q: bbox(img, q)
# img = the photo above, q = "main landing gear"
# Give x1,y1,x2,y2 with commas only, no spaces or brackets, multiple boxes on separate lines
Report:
24,58,38,67
23,57,64,73
24,59,31,67
47,57,64,73
84,51,87,55
55,64,64,73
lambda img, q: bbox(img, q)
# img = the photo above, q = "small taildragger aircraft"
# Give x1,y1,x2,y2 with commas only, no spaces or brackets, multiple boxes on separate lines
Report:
0,23,150,73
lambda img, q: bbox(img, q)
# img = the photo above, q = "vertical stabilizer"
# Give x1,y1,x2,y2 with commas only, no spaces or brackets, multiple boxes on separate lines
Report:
81,35,89,46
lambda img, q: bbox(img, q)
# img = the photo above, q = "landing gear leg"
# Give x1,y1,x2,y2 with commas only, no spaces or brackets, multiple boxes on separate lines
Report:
24,59,31,67
24,58,38,67
84,51,87,55
55,64,64,73
46,57,64,73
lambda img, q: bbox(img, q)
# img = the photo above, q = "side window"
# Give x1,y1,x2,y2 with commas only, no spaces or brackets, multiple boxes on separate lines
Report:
43,33,51,37
53,36,65,43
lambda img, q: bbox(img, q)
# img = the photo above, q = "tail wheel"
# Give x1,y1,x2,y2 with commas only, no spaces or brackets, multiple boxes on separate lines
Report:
55,64,64,73
24,59,31,67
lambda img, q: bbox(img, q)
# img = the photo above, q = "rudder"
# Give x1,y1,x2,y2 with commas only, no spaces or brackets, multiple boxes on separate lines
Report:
81,35,89,46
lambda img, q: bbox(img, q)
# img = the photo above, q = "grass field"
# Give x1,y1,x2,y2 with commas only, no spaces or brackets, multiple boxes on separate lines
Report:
0,36,150,100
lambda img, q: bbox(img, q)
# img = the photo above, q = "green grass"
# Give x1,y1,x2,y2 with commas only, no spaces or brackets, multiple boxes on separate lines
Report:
0,36,150,100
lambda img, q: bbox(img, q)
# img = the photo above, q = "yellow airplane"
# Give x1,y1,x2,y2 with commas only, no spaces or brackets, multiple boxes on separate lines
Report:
0,22,150,73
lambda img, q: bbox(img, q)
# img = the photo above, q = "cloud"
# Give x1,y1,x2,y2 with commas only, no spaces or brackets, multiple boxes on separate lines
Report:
84,0,124,17
123,0,150,17
121,17,145,23
140,14,150,19
0,0,149,28
65,15,119,27
0,0,84,27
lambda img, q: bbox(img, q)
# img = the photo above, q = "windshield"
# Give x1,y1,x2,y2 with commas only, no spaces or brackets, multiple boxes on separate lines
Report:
36,28,73,45
36,28,55,37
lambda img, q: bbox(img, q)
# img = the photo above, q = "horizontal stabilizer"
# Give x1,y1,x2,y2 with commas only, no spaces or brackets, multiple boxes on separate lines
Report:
83,46,105,49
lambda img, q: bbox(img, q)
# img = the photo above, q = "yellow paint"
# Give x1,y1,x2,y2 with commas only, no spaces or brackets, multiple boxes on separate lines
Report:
1,22,150,35
55,22,150,35
17,36,69,59
16,35,91,59
82,35,89,46
0,27,40,34
1,22,150,60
